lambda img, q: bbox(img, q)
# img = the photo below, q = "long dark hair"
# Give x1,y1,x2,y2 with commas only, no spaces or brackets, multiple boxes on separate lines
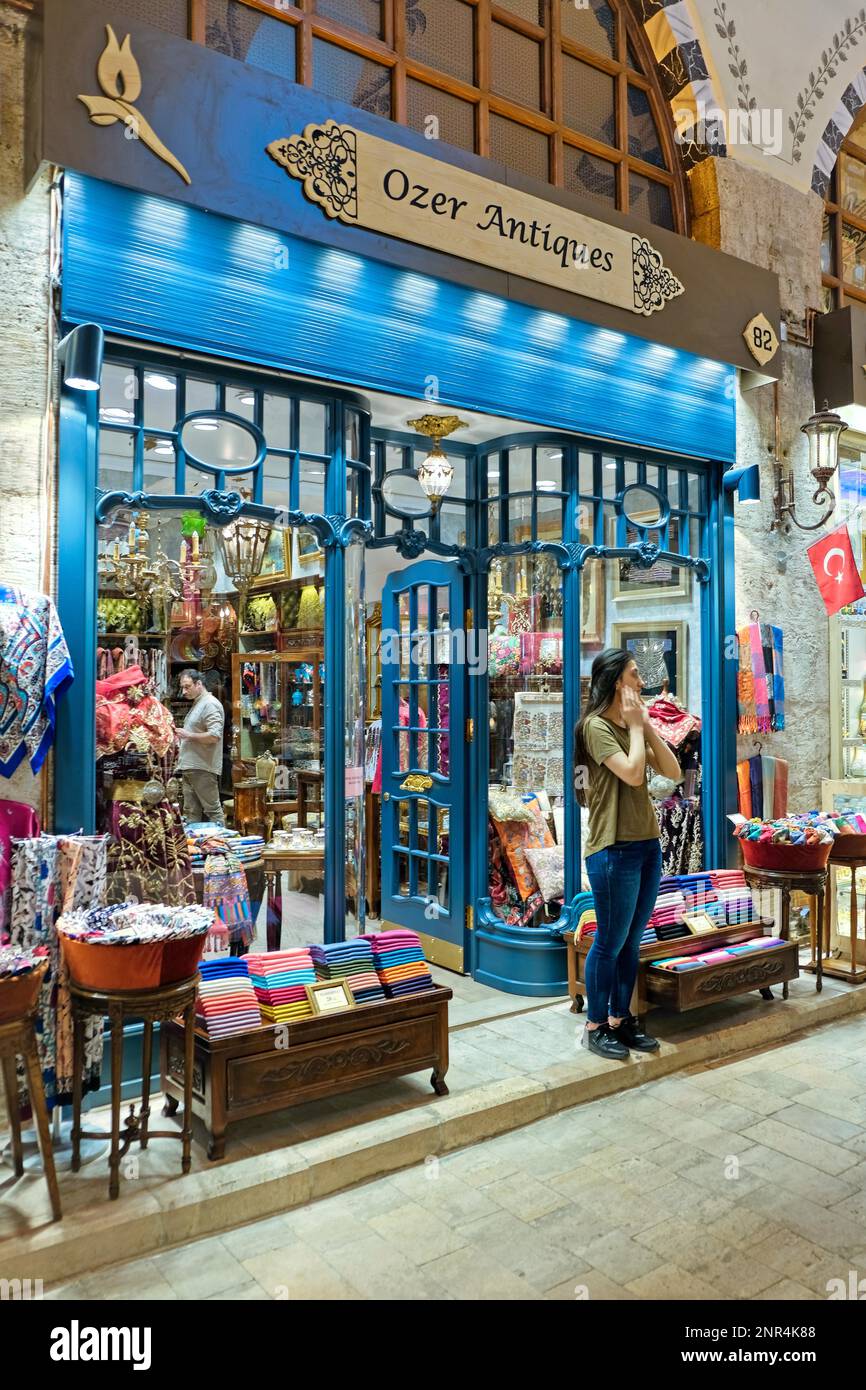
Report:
573,648,634,806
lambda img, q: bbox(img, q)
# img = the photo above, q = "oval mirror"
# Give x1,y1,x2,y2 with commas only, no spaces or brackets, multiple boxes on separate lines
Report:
179,412,262,472
381,469,432,518
621,483,668,529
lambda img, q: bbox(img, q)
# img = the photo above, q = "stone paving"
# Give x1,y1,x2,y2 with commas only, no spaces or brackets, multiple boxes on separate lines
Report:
45,1011,866,1301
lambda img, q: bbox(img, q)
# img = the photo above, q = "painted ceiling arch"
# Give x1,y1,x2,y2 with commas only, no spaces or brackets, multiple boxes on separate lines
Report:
627,0,866,194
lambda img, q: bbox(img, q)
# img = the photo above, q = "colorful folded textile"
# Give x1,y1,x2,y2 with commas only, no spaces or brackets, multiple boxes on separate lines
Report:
196,958,262,1038
57,902,213,944
246,948,316,1020
361,929,434,998
732,812,838,846
0,944,48,977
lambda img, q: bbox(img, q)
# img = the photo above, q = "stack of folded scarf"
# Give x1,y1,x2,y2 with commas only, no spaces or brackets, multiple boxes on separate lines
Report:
0,944,48,977
362,929,435,997
732,812,838,846
246,948,316,1022
186,824,265,869
678,872,725,923
653,936,785,972
709,869,754,924
310,939,385,1004
833,810,866,834
196,958,262,1038
649,881,688,939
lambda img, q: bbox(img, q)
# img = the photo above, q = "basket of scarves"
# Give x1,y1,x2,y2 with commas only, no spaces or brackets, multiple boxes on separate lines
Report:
58,904,213,990
0,953,49,1022
829,833,866,864
735,816,834,872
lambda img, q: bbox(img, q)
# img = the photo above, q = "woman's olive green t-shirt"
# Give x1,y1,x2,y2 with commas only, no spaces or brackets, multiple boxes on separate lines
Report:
581,715,659,858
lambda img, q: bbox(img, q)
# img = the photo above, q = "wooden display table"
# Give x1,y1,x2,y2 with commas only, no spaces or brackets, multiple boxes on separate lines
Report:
160,984,452,1160
812,851,866,985
71,973,198,1200
0,963,61,1221
743,865,827,995
564,922,798,1018
263,845,326,950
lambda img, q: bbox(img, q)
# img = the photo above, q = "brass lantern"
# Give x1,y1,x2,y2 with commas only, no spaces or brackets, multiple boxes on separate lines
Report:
406,413,467,512
217,514,273,607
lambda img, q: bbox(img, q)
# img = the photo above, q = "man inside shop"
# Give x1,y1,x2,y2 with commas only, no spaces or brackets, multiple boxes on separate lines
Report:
177,669,225,826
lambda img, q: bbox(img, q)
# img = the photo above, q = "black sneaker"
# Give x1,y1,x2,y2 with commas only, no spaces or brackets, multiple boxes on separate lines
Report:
581,1023,629,1061
611,1012,660,1052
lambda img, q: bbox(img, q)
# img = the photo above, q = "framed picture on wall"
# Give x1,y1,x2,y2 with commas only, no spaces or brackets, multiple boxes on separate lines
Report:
612,619,686,702
253,526,288,584
608,515,691,602
296,526,323,569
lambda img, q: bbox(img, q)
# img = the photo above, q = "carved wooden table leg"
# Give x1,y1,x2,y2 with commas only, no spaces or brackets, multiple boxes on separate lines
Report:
1,1053,23,1176
181,1000,194,1175
781,887,791,1000
816,886,824,993
109,1008,124,1200
140,1018,153,1148
23,1028,62,1222
71,1008,84,1172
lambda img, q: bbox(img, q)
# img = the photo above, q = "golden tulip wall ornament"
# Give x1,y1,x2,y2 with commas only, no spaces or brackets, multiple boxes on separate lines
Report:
78,25,191,186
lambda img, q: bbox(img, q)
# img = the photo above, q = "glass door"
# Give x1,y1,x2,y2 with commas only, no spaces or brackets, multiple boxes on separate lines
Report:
380,560,466,971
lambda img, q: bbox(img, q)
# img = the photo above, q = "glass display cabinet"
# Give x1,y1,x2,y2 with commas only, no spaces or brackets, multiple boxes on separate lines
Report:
829,605,866,780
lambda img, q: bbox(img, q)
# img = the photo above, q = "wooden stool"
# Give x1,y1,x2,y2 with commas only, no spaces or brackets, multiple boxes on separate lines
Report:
70,974,198,1200
0,999,62,1221
743,865,827,996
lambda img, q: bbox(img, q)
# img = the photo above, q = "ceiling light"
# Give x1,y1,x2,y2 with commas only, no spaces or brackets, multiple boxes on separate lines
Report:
145,373,175,391
537,480,557,491
406,413,467,511
193,418,219,431
100,407,134,422
238,393,256,406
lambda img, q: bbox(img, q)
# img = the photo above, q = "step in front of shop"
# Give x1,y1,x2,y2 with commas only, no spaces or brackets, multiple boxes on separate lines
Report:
2,979,864,1289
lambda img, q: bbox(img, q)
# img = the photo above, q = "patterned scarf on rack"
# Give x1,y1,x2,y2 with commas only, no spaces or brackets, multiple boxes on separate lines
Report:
737,623,785,733
202,851,254,950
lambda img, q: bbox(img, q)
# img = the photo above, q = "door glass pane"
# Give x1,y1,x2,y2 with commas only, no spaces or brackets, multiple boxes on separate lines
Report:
489,115,549,182
227,385,257,421
300,400,327,456
312,39,391,117
561,0,615,56
262,452,291,510
491,23,541,110
299,458,326,513
100,362,137,426
438,503,468,548
185,378,216,413
488,554,564,924
405,0,474,84
100,431,135,492
563,56,615,147
263,393,291,448
143,371,177,431
628,86,665,168
508,447,533,492
142,443,176,494
508,495,533,543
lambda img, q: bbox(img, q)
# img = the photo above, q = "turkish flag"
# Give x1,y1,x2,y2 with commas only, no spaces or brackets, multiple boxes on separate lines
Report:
807,523,865,616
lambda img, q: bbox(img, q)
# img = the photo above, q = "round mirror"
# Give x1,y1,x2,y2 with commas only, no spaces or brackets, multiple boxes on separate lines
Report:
621,483,668,529
179,412,263,472
381,469,432,518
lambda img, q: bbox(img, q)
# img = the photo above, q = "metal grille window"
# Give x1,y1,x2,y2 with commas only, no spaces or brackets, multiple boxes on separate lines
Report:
190,0,686,232
823,112,866,310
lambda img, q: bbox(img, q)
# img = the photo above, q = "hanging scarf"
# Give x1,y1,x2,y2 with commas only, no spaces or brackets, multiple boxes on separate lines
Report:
0,586,73,776
202,851,254,949
646,696,701,748
737,623,784,733
736,760,752,818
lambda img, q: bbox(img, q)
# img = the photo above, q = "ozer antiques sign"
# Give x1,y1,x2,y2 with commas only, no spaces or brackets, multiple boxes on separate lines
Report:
267,121,683,320
31,0,783,373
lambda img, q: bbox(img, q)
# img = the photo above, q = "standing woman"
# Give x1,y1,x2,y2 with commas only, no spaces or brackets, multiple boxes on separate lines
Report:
574,648,682,1060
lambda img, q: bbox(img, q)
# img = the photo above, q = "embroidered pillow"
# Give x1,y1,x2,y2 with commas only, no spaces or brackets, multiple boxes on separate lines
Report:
525,846,565,903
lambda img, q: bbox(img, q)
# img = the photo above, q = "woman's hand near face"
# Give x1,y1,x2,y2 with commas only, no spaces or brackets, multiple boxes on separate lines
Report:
621,687,644,728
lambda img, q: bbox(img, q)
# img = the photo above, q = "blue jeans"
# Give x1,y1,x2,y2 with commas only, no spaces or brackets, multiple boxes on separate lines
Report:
584,838,662,1025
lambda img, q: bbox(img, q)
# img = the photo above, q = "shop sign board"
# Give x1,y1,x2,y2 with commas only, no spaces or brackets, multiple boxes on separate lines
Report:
267,121,684,320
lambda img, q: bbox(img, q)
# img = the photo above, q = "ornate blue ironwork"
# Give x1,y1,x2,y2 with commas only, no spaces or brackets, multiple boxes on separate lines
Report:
95,488,279,526
574,541,710,582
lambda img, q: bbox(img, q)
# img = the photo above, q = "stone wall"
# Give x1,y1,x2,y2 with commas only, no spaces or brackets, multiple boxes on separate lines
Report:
0,0,53,812
691,157,831,810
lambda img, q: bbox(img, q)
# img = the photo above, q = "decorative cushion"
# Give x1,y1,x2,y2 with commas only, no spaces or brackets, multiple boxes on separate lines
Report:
493,794,554,900
525,845,565,903
488,635,520,679
489,787,537,823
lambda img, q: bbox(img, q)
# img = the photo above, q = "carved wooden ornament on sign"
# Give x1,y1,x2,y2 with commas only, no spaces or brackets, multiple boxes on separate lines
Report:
267,120,685,318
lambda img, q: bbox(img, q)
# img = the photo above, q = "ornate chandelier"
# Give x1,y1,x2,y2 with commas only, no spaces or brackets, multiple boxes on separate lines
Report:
406,413,467,512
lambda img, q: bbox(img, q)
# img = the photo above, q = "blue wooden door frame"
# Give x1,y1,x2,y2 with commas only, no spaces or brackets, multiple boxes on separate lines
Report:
380,559,467,960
